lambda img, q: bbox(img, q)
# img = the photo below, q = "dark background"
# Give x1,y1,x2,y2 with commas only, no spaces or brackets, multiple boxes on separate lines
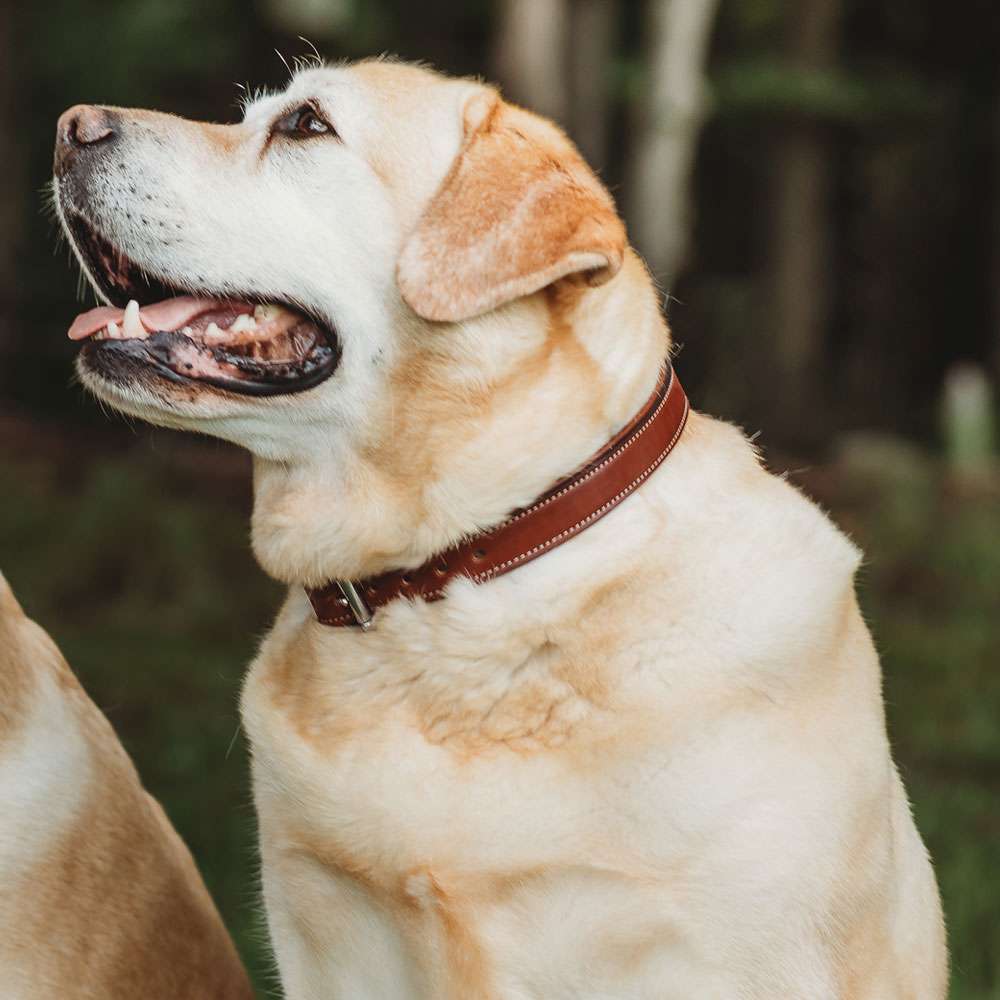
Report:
0,1,997,995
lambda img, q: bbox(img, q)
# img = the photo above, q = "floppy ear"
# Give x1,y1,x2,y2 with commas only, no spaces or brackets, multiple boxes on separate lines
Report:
397,90,626,323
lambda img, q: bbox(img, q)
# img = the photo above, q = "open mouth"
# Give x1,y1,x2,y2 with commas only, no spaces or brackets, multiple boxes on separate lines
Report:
65,212,340,396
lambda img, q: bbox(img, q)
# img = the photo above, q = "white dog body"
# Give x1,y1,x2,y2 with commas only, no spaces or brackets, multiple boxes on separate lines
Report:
243,409,942,1000
54,59,946,999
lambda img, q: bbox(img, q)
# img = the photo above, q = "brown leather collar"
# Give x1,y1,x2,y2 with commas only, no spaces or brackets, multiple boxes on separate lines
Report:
308,365,689,629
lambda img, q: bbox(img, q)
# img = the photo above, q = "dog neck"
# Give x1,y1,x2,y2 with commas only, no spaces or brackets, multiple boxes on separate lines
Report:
249,252,670,587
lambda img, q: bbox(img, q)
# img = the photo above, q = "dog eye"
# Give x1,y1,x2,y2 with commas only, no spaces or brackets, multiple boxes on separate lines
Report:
273,104,336,140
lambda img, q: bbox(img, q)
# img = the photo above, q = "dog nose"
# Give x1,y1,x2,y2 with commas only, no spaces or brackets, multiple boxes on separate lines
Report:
54,105,115,175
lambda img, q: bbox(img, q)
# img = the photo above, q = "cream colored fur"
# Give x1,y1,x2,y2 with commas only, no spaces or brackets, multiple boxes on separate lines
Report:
0,574,252,999
56,59,946,998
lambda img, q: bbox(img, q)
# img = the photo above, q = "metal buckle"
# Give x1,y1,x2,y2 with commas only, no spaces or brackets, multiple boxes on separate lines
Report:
336,580,374,631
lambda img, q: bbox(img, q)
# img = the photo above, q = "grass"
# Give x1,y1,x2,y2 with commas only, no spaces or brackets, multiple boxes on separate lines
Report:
1,420,997,997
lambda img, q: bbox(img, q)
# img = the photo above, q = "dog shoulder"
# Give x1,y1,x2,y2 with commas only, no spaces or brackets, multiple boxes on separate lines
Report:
674,412,862,583
641,413,868,693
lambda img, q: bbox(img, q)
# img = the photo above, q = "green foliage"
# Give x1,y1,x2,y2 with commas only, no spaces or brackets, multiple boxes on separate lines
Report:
713,59,938,124
24,0,243,104
725,0,784,41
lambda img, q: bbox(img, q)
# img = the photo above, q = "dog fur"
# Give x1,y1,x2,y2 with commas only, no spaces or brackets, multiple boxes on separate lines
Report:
55,59,947,999
0,574,252,999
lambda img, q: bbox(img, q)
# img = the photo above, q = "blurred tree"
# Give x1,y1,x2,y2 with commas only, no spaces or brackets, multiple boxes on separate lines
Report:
766,0,842,440
494,0,570,124
627,0,721,290
568,0,619,172
995,97,1000,383
494,0,620,179
262,0,351,37
0,0,21,370
941,363,996,477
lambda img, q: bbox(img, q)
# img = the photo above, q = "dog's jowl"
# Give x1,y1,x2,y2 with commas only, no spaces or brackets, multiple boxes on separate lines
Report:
53,59,947,999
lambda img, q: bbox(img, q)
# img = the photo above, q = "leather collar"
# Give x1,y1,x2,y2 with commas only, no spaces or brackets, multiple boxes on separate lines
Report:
308,364,689,629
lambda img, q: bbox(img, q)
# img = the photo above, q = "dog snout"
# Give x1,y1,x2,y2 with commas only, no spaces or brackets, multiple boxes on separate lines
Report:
54,105,116,176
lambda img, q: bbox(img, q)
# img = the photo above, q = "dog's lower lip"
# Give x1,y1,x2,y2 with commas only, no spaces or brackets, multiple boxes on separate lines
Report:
81,330,339,397
80,318,341,397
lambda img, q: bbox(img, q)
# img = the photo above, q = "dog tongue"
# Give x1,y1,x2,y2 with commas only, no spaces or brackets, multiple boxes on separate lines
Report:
67,296,234,341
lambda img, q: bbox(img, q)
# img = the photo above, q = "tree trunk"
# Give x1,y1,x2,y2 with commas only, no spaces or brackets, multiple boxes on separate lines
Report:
493,0,570,126
994,93,1000,385
0,0,19,367
767,0,842,439
626,0,720,289
568,0,619,173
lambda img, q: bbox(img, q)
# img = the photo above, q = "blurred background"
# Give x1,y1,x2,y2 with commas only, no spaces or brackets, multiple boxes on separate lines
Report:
1,0,997,995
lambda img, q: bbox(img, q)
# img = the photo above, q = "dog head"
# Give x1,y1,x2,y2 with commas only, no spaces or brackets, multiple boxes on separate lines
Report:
55,61,625,445
54,59,665,581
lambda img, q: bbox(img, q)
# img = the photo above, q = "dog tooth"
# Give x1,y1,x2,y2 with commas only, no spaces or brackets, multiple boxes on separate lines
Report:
231,314,255,333
253,304,279,322
205,322,223,343
107,321,121,339
123,300,145,339
181,325,193,336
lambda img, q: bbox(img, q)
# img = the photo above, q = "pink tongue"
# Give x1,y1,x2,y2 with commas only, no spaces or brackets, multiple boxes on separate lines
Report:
68,307,125,341
67,296,240,341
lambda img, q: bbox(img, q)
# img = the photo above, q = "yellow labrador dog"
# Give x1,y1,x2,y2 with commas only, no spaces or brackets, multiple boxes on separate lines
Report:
52,59,946,999
0,574,252,999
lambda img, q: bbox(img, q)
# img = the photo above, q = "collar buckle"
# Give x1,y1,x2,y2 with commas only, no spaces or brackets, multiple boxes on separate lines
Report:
336,580,374,630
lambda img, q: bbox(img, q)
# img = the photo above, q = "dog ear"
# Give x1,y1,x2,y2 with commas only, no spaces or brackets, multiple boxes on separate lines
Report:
397,90,626,323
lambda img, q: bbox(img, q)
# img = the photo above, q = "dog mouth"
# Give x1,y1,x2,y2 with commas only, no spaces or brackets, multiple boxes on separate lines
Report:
64,212,340,397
